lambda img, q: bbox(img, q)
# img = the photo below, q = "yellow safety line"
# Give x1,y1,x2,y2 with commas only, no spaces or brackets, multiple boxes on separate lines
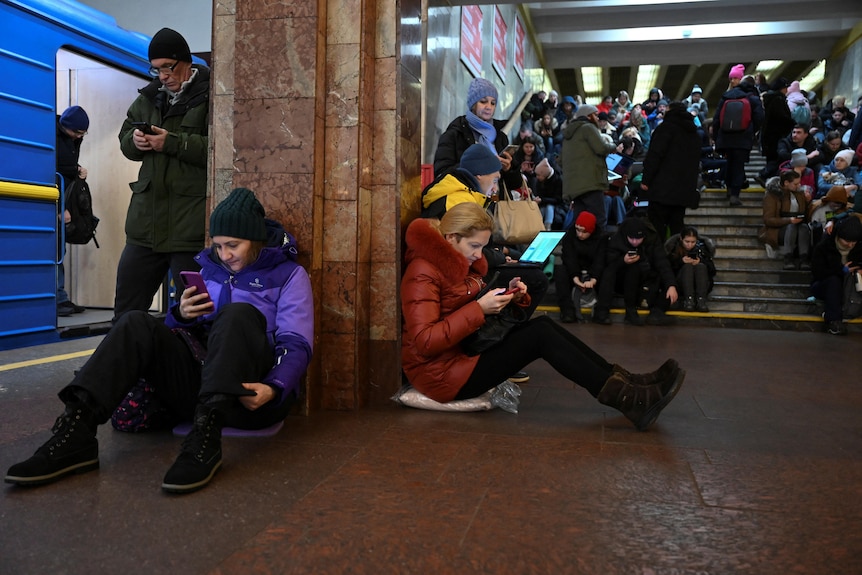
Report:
0,349,95,372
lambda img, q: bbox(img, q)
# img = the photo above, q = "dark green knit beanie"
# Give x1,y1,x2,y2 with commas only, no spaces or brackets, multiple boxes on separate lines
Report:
209,187,268,241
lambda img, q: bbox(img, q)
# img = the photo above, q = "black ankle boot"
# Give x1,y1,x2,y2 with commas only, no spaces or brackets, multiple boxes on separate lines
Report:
624,307,644,326
598,367,686,431
162,404,224,494
5,404,99,486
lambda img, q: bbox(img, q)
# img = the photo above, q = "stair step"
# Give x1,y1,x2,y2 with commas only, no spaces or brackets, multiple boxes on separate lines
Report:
711,281,809,299
717,269,812,283
688,223,760,236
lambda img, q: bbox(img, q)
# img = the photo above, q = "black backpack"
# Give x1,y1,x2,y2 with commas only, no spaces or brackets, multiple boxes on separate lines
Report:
64,179,99,247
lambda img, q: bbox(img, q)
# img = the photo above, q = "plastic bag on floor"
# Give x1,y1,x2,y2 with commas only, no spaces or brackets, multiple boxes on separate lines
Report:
392,382,519,413
489,380,522,414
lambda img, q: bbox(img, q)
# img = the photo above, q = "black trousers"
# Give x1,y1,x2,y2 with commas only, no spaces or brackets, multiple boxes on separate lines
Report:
456,316,612,400
62,304,291,429
724,148,750,197
597,261,646,309
647,202,686,240
811,275,843,323
113,243,200,322
571,190,607,230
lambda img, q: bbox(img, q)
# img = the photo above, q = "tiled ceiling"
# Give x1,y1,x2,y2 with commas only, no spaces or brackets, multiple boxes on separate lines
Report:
442,0,862,110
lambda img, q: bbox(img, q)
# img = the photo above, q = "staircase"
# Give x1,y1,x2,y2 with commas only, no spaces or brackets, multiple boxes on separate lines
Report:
539,151,861,332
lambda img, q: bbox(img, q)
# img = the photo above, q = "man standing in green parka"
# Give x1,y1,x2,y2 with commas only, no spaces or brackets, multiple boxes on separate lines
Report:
114,27,209,322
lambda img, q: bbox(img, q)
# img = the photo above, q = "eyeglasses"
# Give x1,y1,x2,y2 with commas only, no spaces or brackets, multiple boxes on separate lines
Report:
148,61,179,77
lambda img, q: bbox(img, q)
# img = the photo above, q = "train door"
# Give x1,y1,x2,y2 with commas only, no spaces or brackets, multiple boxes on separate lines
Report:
56,49,164,333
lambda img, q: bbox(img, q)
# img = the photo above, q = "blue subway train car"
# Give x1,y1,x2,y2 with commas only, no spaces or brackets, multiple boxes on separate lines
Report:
0,0,151,350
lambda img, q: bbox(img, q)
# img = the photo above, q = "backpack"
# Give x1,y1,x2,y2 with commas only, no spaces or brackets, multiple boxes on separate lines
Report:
719,97,752,132
64,178,99,247
791,104,809,126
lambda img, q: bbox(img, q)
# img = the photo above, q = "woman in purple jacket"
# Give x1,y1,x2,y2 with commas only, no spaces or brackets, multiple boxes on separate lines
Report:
6,188,314,494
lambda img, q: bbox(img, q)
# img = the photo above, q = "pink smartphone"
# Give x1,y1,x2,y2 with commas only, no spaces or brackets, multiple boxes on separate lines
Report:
496,287,519,296
179,271,211,302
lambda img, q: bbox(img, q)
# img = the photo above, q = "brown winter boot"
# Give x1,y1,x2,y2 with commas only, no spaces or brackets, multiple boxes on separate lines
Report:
598,367,686,431
612,359,680,388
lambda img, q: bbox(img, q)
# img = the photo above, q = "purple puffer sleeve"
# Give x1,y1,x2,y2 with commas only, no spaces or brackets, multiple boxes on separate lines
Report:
262,266,314,404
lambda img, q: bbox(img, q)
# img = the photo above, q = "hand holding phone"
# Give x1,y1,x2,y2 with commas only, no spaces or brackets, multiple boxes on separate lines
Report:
503,144,519,157
180,271,211,303
496,287,519,296
131,121,156,135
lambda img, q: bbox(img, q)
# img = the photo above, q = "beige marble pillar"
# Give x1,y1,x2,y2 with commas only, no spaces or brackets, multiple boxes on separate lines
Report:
211,0,415,410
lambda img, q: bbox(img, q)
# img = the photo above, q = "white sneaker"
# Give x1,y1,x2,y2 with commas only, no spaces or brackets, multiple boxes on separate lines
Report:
765,245,775,259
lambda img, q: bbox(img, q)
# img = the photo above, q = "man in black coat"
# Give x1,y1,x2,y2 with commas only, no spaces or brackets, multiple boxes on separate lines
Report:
639,102,701,240
758,77,796,183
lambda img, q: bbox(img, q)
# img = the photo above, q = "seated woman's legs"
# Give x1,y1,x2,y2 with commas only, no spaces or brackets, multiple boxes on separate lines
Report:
457,316,612,400
457,316,685,430
677,265,695,310
61,310,202,422
201,303,290,429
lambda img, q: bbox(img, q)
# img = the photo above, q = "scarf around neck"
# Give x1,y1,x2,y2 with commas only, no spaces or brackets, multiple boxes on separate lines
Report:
466,110,498,153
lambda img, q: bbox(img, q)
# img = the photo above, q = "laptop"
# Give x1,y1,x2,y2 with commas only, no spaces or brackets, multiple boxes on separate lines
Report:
502,230,565,268
606,153,633,181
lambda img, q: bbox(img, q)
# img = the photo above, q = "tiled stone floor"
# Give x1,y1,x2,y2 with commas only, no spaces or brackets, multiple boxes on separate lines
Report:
1,322,860,574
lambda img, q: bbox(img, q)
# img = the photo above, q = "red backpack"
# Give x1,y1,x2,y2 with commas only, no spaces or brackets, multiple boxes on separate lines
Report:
719,97,752,132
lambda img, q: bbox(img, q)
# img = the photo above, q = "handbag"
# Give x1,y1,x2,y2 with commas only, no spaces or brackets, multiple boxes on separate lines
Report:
460,274,528,356
491,184,545,245
461,304,528,356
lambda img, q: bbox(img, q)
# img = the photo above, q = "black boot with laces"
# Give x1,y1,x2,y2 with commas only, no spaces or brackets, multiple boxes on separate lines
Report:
162,403,224,494
5,404,99,486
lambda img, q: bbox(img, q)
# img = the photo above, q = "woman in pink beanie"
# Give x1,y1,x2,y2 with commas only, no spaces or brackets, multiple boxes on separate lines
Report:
728,64,745,81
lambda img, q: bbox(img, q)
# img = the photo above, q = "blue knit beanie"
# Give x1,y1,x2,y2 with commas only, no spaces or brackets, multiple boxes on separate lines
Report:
209,188,268,241
467,78,498,111
459,144,502,176
59,106,89,131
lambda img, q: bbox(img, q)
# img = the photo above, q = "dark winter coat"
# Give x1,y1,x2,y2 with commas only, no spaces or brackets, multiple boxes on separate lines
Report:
760,90,796,158
433,116,523,192
561,118,617,200
55,117,83,186
711,82,764,152
758,178,810,248
561,227,606,281
605,220,676,290
118,65,210,253
639,107,701,208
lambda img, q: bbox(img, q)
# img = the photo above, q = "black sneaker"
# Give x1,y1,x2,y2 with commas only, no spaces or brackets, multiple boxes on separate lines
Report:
826,321,847,336
5,406,99,486
624,308,644,326
68,301,86,313
592,309,612,325
162,404,224,494
560,309,577,323
57,301,75,317
508,371,530,384
646,308,675,326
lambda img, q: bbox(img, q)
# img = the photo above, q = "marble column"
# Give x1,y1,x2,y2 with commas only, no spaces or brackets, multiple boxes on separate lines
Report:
211,0,416,409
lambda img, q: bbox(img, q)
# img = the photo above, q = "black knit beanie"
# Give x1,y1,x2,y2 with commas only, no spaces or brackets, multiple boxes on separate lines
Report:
209,188,268,241
148,28,192,62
